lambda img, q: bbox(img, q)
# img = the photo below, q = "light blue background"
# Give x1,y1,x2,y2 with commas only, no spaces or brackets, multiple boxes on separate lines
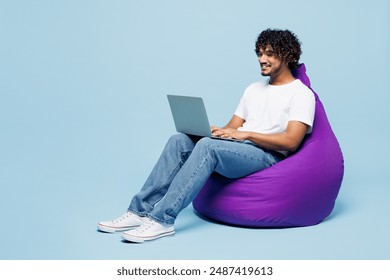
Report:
1,0,389,259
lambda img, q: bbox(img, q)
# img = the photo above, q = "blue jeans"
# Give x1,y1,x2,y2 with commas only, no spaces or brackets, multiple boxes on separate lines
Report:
128,133,284,226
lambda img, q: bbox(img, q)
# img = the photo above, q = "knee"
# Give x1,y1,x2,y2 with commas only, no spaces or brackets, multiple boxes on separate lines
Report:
194,137,217,153
168,133,189,143
167,133,195,149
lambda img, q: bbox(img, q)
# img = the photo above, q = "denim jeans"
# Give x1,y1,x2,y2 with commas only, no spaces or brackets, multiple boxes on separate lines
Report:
128,133,284,226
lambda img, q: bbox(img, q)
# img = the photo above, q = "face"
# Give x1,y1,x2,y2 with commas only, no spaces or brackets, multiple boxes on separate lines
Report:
257,45,286,78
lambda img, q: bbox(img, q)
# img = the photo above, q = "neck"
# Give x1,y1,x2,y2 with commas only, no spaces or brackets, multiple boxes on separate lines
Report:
269,66,295,85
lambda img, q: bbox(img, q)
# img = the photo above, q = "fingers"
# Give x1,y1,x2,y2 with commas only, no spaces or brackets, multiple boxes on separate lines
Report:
211,129,225,138
211,127,241,139
213,128,233,138
210,126,220,133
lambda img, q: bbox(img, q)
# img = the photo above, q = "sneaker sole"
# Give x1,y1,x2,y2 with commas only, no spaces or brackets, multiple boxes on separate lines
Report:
97,223,140,233
121,230,175,243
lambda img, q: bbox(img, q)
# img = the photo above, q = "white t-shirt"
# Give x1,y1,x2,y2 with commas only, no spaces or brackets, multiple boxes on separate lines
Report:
234,79,315,141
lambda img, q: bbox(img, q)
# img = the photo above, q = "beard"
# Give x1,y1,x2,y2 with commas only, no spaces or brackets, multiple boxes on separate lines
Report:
260,62,284,78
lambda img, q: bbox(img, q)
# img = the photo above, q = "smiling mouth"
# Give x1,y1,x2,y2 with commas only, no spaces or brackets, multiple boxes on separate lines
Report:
261,64,271,70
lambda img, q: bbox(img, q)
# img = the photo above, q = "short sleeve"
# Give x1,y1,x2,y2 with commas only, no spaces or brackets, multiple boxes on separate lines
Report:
234,89,248,120
289,90,315,133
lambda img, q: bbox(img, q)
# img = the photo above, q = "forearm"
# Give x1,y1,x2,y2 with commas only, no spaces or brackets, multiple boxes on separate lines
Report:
243,131,300,152
211,115,245,134
213,120,309,152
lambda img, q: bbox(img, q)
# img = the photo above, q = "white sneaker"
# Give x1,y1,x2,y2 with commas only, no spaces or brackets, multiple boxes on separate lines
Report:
121,218,175,243
97,212,146,233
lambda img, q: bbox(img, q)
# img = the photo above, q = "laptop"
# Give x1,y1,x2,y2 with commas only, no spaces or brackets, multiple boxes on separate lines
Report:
167,95,244,142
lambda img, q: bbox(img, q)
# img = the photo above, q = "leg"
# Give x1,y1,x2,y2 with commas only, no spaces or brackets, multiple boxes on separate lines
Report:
127,133,197,216
98,134,197,233
148,138,283,225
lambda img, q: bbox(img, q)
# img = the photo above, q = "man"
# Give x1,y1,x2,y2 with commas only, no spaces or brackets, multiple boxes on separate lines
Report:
97,29,315,243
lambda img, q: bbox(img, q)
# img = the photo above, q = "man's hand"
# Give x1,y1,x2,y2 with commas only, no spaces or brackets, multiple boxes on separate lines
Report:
211,126,248,140
211,119,309,152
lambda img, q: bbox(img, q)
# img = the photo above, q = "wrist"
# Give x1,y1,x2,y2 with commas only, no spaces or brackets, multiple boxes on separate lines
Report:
243,131,251,140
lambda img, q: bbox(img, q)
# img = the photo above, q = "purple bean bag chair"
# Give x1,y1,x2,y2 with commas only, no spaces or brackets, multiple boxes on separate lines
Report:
193,64,344,227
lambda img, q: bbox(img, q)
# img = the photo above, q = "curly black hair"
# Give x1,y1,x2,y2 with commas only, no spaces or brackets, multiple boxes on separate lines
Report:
255,29,302,70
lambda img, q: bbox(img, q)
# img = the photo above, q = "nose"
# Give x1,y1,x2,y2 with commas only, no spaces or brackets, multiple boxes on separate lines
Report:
258,54,267,64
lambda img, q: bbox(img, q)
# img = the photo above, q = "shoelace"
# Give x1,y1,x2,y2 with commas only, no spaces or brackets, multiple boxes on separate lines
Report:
135,219,154,233
112,212,132,224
